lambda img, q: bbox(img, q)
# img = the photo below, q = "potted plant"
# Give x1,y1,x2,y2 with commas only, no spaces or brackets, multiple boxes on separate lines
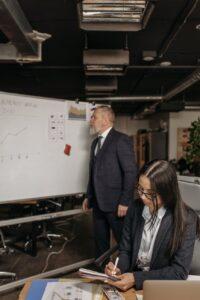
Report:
186,117,200,176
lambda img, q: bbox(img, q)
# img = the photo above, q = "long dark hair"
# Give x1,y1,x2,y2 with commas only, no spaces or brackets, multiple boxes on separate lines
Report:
139,160,200,256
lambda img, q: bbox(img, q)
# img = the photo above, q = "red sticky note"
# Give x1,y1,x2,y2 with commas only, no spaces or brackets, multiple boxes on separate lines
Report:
64,144,71,155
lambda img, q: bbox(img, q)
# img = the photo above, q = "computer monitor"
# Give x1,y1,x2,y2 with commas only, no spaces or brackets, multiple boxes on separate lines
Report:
143,280,200,300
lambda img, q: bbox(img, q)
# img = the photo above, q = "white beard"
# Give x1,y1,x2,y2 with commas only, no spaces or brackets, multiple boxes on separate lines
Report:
89,126,99,136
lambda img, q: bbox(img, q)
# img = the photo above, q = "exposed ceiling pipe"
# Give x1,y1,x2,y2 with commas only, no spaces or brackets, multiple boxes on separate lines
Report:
86,96,162,102
142,1,156,29
185,101,200,106
158,0,199,58
163,68,200,101
127,65,199,70
87,68,200,104
141,68,200,116
185,106,200,111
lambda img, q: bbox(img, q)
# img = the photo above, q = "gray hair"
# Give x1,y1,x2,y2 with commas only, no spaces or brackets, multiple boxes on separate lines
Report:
95,105,115,123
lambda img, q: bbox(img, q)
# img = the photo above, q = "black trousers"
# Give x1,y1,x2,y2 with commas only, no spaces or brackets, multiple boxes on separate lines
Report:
92,205,124,259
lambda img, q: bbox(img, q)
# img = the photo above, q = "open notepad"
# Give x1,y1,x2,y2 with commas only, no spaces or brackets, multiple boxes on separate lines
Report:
79,268,120,282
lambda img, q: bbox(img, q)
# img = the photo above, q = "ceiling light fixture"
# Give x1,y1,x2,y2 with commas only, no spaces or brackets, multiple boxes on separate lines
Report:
159,60,172,67
83,49,129,76
142,50,157,61
85,76,118,95
143,56,154,62
77,0,156,31
196,24,200,30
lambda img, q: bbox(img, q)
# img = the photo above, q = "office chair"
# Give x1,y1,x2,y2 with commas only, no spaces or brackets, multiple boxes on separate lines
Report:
189,238,200,275
178,178,200,275
94,238,200,276
23,199,68,256
94,244,119,271
0,229,16,281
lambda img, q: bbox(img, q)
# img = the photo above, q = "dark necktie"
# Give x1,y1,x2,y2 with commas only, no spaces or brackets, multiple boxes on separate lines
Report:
96,136,103,156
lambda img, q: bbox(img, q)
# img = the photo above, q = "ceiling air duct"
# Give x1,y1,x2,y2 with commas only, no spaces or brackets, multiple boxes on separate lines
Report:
77,0,156,31
85,76,118,95
84,49,129,75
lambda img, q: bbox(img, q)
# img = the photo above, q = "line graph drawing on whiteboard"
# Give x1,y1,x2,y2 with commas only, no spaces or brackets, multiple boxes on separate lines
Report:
0,126,28,145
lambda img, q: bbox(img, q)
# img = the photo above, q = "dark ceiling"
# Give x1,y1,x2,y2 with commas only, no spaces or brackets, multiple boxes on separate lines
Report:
0,0,200,115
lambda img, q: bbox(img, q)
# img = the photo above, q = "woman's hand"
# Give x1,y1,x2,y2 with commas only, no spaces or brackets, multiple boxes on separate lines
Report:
105,273,135,292
105,261,121,276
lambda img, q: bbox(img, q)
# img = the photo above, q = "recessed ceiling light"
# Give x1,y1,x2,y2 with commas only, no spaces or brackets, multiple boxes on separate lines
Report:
196,24,200,30
143,56,155,62
142,50,157,62
160,60,172,67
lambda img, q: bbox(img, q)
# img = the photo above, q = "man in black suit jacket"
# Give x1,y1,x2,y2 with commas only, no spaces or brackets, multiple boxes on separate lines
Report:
82,106,136,258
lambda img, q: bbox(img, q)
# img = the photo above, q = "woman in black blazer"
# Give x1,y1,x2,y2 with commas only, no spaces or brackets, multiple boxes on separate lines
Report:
105,160,200,290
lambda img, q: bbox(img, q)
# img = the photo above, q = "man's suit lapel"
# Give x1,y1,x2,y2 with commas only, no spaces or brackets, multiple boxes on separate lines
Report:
95,128,115,160
90,138,98,171
150,210,172,267
91,137,98,158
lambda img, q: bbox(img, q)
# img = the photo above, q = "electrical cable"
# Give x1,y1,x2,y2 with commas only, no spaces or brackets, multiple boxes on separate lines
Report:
41,235,77,273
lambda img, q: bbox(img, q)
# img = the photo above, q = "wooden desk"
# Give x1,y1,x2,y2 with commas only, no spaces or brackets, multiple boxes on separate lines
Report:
19,279,142,300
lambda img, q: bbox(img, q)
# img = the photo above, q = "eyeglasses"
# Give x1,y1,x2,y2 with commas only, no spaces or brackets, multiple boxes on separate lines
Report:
136,183,157,201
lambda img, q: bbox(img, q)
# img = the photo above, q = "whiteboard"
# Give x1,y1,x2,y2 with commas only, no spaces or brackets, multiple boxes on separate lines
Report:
0,92,94,203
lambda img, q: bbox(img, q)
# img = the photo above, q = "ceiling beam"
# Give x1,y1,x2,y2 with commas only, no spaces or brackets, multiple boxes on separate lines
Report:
0,0,51,62
10,65,198,70
0,44,18,61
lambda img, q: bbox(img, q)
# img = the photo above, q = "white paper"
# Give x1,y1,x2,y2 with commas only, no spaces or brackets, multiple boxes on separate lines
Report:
79,268,109,279
187,275,200,281
41,281,101,300
136,294,143,300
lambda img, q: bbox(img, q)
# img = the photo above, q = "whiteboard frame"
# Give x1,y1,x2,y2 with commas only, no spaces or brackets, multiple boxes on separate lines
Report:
0,207,84,228
0,192,84,205
0,91,95,203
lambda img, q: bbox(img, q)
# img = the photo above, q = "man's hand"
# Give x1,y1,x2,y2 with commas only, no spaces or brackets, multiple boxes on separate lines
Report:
105,261,121,276
105,273,135,292
117,204,128,217
82,198,91,211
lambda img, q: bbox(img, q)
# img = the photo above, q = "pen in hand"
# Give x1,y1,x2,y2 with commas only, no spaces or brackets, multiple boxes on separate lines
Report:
112,257,119,276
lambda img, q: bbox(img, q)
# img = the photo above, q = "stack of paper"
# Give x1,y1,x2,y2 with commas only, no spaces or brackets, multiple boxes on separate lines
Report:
187,275,200,281
79,268,119,282
136,294,143,300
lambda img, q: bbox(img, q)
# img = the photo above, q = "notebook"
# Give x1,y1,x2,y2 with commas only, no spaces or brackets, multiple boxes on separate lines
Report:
78,268,120,282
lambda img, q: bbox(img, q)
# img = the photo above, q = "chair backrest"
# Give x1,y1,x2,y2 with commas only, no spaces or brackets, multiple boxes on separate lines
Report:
178,176,200,212
190,238,200,275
